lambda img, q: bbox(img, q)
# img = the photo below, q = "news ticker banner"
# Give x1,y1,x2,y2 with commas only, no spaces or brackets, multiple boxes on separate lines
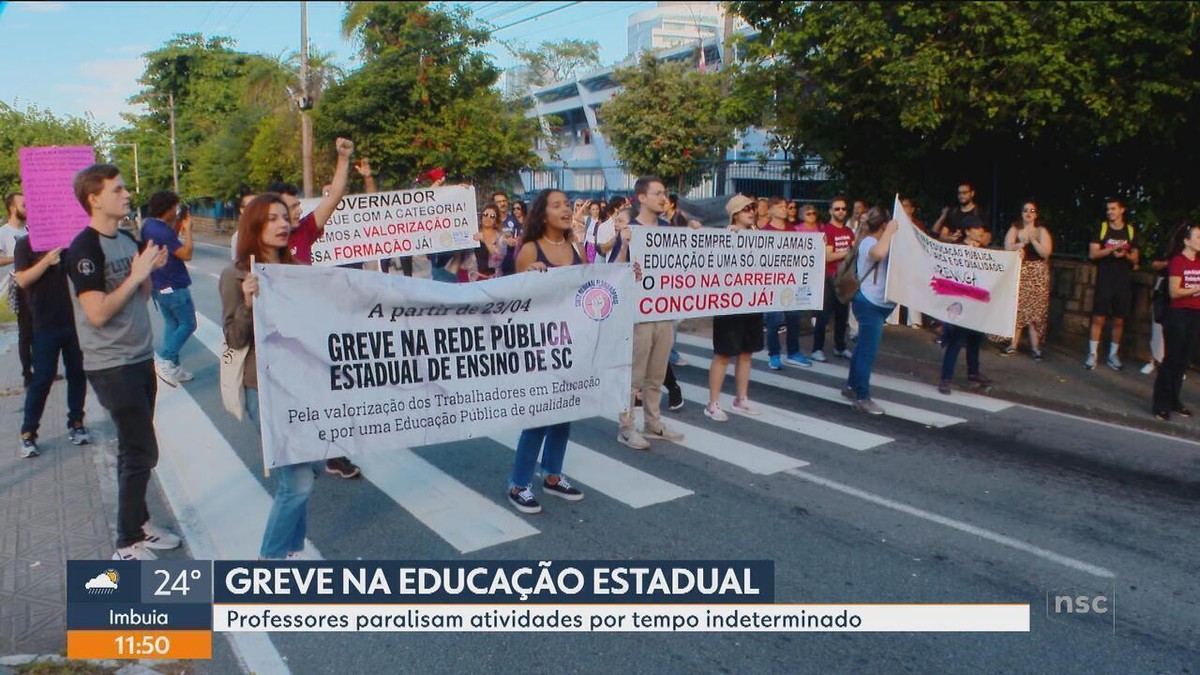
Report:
18,145,96,251
886,194,1021,338
297,185,479,266
67,560,1028,658
629,226,826,322
252,263,635,468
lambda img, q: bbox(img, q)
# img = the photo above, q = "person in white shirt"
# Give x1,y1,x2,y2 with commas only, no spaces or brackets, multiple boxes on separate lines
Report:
1,193,32,385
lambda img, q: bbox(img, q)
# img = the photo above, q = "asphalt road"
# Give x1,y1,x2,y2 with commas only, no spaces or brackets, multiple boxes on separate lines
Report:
151,242,1198,675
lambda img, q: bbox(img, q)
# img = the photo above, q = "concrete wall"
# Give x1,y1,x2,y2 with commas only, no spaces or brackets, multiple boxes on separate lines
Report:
1048,259,1156,359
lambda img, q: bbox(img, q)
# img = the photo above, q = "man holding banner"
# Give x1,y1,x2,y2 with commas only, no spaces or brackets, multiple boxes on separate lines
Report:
619,177,685,451
937,214,996,395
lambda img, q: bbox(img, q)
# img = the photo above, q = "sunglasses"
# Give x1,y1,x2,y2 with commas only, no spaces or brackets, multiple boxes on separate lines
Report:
831,207,847,211
804,212,817,217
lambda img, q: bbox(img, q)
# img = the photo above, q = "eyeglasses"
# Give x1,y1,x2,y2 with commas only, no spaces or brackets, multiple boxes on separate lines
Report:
1022,207,1037,213
804,212,817,217
831,207,847,211
740,205,755,213
483,213,496,218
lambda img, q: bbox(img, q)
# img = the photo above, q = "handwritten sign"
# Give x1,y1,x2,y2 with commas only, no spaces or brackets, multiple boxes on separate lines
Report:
18,146,96,251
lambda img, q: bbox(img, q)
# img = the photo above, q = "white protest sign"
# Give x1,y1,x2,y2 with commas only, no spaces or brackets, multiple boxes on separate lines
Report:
300,185,479,266
885,195,1020,337
629,226,825,322
251,263,636,468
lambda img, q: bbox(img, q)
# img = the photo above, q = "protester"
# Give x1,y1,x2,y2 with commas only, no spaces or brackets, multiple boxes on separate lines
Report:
618,177,685,450
584,200,611,263
265,137,355,265
812,196,854,362
472,203,505,281
666,194,689,228
219,194,320,558
755,197,771,229
844,207,897,415
938,214,995,394
795,203,821,233
705,195,765,421
14,236,89,458
1144,255,1169,375
66,164,180,561
230,190,256,260
512,200,527,228
140,192,196,387
763,197,813,369
933,182,988,244
1152,222,1200,421
1,193,32,386
1086,198,1139,371
999,201,1053,359
786,200,801,228
506,189,587,514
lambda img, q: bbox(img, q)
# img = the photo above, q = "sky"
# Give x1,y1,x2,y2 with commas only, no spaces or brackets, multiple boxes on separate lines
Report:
0,0,658,131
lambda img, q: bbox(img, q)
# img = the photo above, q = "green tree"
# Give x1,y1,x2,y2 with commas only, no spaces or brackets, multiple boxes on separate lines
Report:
728,1,1200,255
600,52,738,191
317,2,540,188
511,39,602,90
0,102,102,201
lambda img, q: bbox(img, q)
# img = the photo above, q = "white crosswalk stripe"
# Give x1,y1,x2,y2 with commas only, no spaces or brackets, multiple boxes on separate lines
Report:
610,410,809,475
489,430,694,508
671,350,965,428
673,381,893,451
673,332,1011,413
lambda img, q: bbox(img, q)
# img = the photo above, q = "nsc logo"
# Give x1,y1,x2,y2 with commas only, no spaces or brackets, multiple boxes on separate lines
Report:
85,568,120,595
575,279,619,321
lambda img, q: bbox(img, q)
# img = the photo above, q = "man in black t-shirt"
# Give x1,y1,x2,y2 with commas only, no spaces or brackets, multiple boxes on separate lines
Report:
1085,198,1139,371
933,182,989,243
13,238,89,458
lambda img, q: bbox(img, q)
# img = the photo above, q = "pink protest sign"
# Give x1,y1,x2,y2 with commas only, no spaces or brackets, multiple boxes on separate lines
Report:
18,145,96,251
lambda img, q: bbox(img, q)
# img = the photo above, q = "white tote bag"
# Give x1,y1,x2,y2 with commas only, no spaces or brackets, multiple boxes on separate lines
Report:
219,341,249,420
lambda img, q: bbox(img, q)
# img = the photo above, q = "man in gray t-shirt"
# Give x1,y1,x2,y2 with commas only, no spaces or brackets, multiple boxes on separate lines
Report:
65,163,182,562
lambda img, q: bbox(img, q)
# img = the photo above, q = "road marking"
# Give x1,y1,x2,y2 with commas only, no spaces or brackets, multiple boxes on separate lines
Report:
674,381,892,451
674,332,1012,413
489,430,694,508
1015,404,1200,449
786,469,1117,579
612,411,809,475
677,352,965,428
351,450,539,554
195,311,538,554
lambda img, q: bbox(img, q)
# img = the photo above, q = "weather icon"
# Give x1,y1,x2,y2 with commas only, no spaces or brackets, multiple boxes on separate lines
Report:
85,569,119,595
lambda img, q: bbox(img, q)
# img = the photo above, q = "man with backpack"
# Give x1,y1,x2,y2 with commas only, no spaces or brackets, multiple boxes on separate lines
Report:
1086,199,1140,371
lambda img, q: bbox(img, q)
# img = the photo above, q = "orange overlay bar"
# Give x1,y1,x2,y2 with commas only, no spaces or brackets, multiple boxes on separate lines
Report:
67,630,212,659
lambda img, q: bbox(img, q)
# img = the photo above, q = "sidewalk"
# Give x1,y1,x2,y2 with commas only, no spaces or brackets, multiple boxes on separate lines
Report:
0,323,192,673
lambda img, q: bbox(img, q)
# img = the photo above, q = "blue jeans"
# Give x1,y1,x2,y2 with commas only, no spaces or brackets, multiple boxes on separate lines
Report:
430,266,457,283
846,293,893,400
153,287,197,365
509,422,571,489
940,324,982,381
247,389,322,559
765,311,801,357
22,325,86,436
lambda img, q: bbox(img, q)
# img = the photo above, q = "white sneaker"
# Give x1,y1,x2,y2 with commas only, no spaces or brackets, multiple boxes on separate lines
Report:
1106,355,1123,371
142,523,182,550
672,356,690,367
810,349,827,362
1084,353,1097,370
113,542,158,561
834,348,853,359
1140,362,1156,375
154,358,179,387
172,363,194,383
644,425,685,443
704,403,729,422
617,429,651,450
731,397,761,416
854,398,885,415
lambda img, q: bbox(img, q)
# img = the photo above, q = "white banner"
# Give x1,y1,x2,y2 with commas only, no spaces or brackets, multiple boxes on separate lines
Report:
252,264,635,468
886,196,1020,338
213,603,1030,633
300,186,479,266
630,227,825,322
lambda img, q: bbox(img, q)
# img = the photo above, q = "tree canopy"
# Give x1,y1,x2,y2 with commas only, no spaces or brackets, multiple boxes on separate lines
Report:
601,52,737,192
728,1,1200,255
512,39,603,90
0,102,102,203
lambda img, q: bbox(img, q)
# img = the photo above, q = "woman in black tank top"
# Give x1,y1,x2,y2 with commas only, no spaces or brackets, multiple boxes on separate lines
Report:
1001,201,1054,358
506,190,587,515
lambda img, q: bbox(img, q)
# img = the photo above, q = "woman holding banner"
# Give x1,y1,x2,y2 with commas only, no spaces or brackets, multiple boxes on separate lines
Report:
844,207,897,415
472,203,505,281
506,189,588,514
219,194,323,559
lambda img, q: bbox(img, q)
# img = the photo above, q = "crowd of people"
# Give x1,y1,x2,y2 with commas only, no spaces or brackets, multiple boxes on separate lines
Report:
1,134,1193,561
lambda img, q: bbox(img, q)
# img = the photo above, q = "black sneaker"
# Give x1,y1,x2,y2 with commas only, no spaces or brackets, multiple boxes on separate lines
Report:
1172,407,1193,418
968,372,993,387
1153,411,1170,422
543,476,584,501
667,385,683,411
20,433,39,458
325,457,362,479
508,486,542,514
1032,350,1044,362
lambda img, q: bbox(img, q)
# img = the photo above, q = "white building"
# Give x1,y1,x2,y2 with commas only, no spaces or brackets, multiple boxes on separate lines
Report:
627,2,723,56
